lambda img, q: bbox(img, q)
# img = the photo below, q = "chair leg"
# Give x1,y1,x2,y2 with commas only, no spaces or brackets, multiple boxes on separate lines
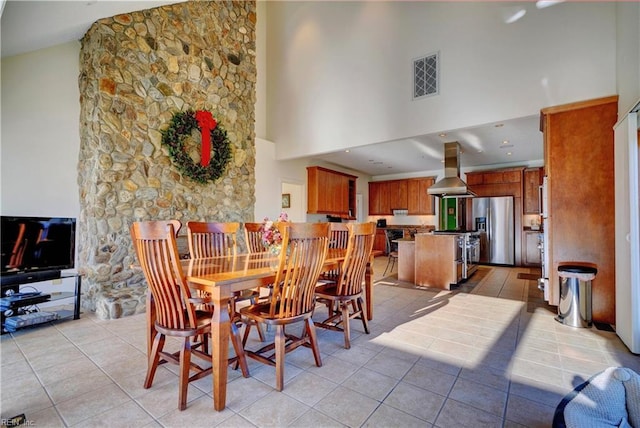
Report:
275,325,286,391
255,321,266,342
242,322,252,347
358,296,370,334
178,337,192,411
305,318,323,367
230,322,250,378
144,332,165,389
248,295,266,342
383,256,393,276
341,302,351,349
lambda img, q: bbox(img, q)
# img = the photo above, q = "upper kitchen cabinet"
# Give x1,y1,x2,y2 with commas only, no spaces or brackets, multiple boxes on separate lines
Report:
407,177,436,215
307,166,357,218
523,167,543,214
369,180,407,215
389,180,408,211
369,177,433,215
465,168,523,198
541,95,618,324
368,181,389,215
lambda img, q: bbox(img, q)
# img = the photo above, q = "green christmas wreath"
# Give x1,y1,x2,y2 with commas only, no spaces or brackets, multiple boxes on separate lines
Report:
161,109,232,184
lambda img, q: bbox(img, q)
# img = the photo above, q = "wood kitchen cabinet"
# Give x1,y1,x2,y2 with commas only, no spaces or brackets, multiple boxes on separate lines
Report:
307,166,357,218
523,231,541,266
389,180,408,211
466,169,522,186
523,167,543,214
369,176,434,215
368,182,385,215
541,95,618,324
407,177,436,215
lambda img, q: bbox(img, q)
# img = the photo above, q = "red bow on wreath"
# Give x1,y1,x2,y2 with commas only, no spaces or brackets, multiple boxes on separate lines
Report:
195,110,217,167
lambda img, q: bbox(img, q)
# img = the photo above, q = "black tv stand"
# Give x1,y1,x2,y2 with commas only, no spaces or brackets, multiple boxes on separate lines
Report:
1,272,81,334
1,269,62,287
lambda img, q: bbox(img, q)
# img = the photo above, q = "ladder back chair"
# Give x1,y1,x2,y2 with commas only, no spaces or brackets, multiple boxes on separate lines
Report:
244,222,264,253
186,221,238,258
239,222,330,391
187,221,264,341
319,222,349,282
314,222,375,349
130,221,248,411
244,220,275,297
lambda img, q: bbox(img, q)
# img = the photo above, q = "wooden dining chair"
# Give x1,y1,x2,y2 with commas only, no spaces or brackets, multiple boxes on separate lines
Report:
314,222,375,349
244,222,264,253
329,222,349,249
187,221,264,341
239,222,330,391
320,222,349,281
130,221,248,411
244,220,275,297
186,221,239,258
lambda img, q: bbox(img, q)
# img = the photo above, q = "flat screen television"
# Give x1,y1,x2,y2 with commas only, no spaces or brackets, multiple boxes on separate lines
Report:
1,216,76,286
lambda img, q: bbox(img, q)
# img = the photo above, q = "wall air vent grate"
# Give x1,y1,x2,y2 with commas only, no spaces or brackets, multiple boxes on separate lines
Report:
413,52,439,100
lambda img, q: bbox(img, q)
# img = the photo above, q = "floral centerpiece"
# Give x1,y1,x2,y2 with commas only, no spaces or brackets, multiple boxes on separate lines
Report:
260,212,289,249
260,212,289,270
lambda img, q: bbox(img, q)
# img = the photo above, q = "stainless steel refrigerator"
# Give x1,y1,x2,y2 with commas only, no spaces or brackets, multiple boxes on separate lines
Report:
471,196,515,265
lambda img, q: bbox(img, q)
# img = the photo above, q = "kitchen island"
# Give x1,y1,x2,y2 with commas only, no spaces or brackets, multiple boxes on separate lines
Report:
395,238,415,283
414,233,462,290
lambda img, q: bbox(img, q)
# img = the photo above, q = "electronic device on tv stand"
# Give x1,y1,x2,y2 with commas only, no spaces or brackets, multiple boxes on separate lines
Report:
1,216,76,288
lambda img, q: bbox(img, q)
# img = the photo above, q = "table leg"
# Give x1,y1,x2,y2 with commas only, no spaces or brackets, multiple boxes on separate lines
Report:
211,289,231,411
365,256,374,320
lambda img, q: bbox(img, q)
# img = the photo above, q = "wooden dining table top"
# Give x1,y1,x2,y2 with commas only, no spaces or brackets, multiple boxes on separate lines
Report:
183,248,348,288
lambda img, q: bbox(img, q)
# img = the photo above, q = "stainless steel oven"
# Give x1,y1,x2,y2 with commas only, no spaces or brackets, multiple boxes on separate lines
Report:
465,233,480,279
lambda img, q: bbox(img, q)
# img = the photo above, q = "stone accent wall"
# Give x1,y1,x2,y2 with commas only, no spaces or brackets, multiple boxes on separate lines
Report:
78,1,256,318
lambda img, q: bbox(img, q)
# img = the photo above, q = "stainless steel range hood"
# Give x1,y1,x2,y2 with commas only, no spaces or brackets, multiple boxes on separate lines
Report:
428,142,477,198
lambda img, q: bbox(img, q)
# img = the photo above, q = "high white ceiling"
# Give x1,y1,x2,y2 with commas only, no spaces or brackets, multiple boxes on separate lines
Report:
312,115,543,177
1,0,543,177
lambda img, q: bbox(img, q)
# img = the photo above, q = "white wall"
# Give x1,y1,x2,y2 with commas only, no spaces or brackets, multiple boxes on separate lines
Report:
266,2,617,161
1,42,81,217
616,1,640,116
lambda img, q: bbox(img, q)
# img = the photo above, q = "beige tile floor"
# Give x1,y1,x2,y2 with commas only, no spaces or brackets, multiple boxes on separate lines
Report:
1,258,639,427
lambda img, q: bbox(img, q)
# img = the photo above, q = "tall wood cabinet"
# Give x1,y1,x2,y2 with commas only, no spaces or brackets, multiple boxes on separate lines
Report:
307,166,357,218
541,95,618,324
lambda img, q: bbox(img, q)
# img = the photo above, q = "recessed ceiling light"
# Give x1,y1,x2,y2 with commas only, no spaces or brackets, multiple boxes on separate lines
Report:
502,140,509,144
502,7,526,24
507,152,512,156
345,149,350,153
477,150,484,153
536,0,564,9
439,133,447,137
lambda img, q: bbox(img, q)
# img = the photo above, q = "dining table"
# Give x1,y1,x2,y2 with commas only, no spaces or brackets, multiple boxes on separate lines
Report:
145,247,375,411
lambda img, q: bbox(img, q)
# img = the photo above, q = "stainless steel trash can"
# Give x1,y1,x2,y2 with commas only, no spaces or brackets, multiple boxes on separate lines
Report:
555,265,597,328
